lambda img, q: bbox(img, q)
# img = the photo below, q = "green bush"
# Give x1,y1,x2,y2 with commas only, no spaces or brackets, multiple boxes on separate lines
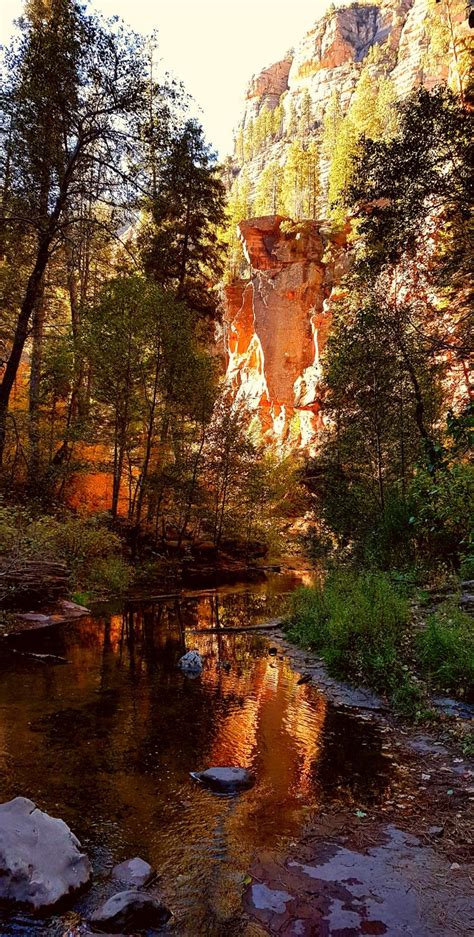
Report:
86,556,133,597
287,570,409,693
0,504,131,598
416,603,474,697
409,463,474,565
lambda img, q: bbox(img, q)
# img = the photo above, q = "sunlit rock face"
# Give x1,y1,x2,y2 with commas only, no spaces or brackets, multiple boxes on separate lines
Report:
223,217,348,452
236,0,462,205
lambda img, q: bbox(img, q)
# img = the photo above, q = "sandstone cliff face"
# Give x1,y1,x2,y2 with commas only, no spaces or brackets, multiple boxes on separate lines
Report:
235,0,454,200
223,217,348,451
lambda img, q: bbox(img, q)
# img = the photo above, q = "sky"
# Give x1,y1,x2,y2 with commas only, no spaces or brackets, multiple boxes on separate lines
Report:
0,0,332,157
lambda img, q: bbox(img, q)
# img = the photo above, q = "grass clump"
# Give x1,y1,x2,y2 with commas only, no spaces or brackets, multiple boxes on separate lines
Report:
415,603,474,698
287,570,410,697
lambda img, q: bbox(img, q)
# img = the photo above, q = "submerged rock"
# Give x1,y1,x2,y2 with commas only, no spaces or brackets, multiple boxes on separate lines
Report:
191,767,255,793
0,796,91,910
178,650,203,674
89,890,171,933
111,856,154,888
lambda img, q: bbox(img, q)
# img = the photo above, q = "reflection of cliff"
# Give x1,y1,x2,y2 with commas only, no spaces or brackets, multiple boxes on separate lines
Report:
223,215,348,451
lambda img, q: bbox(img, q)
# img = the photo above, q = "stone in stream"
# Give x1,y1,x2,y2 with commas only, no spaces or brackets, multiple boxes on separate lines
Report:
0,796,91,910
89,890,171,933
111,856,155,888
190,767,255,793
178,650,203,674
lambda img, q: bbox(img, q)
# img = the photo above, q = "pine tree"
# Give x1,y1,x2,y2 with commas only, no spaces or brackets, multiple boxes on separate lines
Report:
243,119,255,161
235,128,244,165
141,119,226,316
327,67,397,221
254,161,283,215
224,172,253,280
0,0,150,463
299,90,313,137
322,90,344,159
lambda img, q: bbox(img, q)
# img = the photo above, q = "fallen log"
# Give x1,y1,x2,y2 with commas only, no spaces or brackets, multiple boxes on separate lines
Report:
189,617,284,635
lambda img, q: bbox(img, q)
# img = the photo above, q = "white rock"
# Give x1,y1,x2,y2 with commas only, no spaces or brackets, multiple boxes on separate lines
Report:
178,650,203,674
111,856,154,887
0,796,91,910
89,890,170,932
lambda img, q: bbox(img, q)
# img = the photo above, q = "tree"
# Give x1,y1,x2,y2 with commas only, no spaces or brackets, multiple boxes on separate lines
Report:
327,68,397,221
299,90,313,137
0,0,152,462
306,286,442,563
224,171,253,280
85,274,215,523
243,118,255,162
348,87,472,372
322,90,344,160
254,161,283,215
141,119,226,316
281,140,320,219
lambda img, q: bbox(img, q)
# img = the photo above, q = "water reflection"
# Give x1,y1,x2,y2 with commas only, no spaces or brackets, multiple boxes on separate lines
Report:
0,572,393,934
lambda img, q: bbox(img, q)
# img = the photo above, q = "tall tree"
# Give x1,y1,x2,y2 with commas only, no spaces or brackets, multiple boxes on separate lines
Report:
0,0,151,462
141,119,226,316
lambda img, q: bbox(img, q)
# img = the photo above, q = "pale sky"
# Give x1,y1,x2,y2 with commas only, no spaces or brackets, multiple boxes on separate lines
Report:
0,0,332,157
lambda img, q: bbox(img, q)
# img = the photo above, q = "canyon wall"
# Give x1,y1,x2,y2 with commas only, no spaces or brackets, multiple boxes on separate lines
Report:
234,0,467,200
223,216,348,452
222,0,469,452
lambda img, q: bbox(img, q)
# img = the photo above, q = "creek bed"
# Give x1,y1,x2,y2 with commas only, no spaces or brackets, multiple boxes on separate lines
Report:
0,570,394,935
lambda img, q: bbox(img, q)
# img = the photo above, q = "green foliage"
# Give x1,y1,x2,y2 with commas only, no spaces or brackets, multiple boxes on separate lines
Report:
0,504,130,596
287,570,410,694
416,603,474,696
348,88,472,333
409,463,473,565
223,171,253,280
141,119,226,316
254,161,283,215
322,89,344,160
281,139,320,219
308,90,472,570
86,556,133,597
327,66,397,220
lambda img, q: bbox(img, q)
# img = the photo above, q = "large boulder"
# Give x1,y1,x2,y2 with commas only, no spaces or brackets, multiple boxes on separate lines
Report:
190,767,255,794
111,856,154,888
89,890,171,933
0,796,91,910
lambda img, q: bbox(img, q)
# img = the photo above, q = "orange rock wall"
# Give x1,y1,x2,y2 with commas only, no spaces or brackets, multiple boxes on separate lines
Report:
223,217,348,452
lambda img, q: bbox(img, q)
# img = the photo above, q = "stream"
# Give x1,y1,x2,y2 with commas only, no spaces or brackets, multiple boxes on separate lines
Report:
0,569,394,935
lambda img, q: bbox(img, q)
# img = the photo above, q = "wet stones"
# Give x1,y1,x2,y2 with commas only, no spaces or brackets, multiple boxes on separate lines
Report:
178,650,203,674
89,890,171,933
111,856,155,888
191,766,255,793
0,796,91,910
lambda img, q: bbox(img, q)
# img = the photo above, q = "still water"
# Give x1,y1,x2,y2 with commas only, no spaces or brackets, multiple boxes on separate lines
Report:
0,571,393,935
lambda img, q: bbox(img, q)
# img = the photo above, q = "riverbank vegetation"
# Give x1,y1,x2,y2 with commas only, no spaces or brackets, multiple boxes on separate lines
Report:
287,87,473,717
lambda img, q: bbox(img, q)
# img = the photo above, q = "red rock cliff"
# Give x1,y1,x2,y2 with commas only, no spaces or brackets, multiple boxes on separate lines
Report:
223,217,348,451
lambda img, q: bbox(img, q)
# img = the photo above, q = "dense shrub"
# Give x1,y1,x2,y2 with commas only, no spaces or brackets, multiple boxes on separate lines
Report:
416,603,474,698
0,505,131,597
287,570,409,693
409,464,473,566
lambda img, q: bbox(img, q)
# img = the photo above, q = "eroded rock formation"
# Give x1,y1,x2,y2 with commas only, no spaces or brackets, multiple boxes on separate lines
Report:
235,0,468,201
223,217,348,451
